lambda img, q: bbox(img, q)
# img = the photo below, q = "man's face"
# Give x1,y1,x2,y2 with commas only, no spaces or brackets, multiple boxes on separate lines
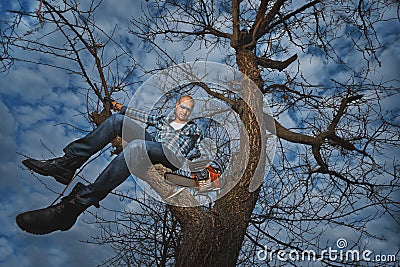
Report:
175,98,194,122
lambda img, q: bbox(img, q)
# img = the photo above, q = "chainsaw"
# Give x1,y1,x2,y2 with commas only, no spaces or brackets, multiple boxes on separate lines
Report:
164,159,223,191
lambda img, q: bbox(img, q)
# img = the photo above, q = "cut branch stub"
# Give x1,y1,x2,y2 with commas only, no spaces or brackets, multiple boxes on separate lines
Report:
257,54,298,72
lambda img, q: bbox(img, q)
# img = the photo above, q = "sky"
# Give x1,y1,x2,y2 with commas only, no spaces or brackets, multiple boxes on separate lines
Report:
0,0,399,266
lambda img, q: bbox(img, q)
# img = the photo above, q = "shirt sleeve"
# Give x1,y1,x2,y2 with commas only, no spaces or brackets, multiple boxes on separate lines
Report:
191,135,203,159
124,107,160,126
189,126,212,160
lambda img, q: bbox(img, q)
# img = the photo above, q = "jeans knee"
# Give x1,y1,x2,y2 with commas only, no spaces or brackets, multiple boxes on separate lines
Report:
126,140,145,151
108,113,124,132
124,140,148,167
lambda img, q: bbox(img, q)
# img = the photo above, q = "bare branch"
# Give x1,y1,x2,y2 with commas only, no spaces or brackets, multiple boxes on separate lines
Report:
231,0,241,48
257,53,298,71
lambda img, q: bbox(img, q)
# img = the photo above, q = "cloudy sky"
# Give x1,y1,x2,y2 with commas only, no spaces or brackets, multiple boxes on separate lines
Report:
0,1,145,266
0,0,399,266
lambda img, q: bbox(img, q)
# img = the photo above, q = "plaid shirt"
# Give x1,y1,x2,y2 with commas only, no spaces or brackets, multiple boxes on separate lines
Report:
125,107,203,158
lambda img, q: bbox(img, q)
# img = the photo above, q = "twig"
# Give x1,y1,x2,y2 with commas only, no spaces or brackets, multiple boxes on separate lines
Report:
37,0,44,25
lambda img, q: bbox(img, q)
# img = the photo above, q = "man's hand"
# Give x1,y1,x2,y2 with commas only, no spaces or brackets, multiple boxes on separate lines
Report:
114,103,123,111
104,97,123,111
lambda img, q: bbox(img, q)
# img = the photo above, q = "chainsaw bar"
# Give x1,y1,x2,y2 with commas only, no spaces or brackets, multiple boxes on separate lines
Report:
164,173,198,187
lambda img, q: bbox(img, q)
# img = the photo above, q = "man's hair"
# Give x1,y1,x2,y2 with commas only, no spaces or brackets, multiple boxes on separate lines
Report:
178,95,194,104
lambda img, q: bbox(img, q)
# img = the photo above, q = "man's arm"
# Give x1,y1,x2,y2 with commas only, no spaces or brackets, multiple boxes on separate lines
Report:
114,102,160,126
124,107,160,125
190,126,216,161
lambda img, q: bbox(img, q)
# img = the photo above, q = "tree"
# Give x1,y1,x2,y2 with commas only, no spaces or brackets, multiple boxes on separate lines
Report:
1,0,399,266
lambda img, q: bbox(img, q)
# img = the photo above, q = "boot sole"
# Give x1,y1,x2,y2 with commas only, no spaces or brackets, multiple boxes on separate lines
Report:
22,159,72,185
16,213,75,235
16,214,51,235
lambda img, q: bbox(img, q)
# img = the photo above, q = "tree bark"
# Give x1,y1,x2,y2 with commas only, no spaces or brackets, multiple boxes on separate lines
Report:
172,188,259,267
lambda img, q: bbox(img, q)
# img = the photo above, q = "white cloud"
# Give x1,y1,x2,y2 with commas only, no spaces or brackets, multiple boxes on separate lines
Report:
371,42,400,83
0,238,14,262
0,100,16,161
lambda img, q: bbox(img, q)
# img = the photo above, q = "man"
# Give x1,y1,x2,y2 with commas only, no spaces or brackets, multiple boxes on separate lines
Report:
16,95,202,235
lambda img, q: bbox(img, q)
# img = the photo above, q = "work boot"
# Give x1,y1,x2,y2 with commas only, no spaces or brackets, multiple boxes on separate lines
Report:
16,182,90,235
22,155,87,185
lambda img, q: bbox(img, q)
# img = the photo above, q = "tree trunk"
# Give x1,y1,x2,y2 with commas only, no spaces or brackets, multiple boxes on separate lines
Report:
171,185,259,267
170,48,264,267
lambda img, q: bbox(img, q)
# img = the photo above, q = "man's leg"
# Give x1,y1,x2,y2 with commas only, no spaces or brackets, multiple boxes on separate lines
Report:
62,113,150,158
22,113,150,184
16,140,178,235
72,140,178,206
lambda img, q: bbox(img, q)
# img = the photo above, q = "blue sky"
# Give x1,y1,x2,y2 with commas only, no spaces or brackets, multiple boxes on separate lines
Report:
0,0,399,266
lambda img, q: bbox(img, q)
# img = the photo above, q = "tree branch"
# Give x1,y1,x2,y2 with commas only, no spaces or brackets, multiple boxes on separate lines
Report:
231,0,241,48
272,115,316,145
265,0,321,33
43,0,108,103
249,0,269,42
257,53,298,71
253,0,286,41
328,95,363,132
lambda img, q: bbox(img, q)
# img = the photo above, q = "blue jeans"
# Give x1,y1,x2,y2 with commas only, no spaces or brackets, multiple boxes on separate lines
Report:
63,113,178,206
